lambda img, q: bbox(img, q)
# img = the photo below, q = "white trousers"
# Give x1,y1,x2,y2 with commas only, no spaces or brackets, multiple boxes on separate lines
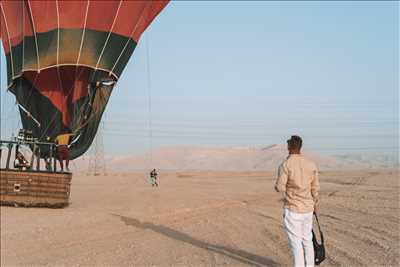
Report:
283,208,314,267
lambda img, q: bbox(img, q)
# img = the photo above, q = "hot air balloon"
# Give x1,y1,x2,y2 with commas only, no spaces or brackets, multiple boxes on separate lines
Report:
0,0,169,159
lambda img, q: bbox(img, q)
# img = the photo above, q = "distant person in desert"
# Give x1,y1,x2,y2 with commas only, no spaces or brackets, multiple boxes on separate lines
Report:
275,135,320,267
150,169,158,187
55,128,74,172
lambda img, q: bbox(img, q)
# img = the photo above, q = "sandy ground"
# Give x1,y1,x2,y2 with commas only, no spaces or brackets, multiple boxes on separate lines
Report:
1,169,399,266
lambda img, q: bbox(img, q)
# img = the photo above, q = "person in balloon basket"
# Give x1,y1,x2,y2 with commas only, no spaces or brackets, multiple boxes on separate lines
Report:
55,128,74,172
275,135,320,267
14,151,30,170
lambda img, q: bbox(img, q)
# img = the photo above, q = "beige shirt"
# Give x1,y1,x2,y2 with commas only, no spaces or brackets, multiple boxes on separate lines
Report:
275,154,320,213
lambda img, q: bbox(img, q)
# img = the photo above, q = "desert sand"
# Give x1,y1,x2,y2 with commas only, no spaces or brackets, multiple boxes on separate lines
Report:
1,169,399,266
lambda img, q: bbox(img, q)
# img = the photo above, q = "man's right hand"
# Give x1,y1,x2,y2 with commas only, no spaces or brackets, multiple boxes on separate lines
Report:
313,196,320,214
314,203,320,214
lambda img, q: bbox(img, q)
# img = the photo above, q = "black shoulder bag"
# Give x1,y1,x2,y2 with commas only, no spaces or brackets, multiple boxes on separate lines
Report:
312,212,326,265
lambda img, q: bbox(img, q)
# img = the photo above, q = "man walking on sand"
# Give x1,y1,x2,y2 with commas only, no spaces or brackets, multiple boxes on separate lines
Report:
275,135,320,267
150,169,158,187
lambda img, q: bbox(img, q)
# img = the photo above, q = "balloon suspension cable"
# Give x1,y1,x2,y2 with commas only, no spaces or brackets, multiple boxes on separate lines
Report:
68,133,82,148
146,30,153,170
17,103,41,128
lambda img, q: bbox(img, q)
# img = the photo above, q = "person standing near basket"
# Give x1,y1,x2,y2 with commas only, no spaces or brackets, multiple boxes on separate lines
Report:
55,128,74,172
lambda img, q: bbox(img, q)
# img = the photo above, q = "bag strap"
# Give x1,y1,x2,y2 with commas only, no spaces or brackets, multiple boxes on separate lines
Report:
313,212,324,244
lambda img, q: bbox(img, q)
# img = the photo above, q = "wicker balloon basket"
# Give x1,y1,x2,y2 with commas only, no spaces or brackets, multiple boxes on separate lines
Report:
0,169,72,208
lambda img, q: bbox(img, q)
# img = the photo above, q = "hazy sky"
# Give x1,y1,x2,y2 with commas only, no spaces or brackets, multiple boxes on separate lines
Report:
1,1,398,157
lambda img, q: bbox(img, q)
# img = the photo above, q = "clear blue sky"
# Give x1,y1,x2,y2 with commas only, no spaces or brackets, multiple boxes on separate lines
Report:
1,1,398,157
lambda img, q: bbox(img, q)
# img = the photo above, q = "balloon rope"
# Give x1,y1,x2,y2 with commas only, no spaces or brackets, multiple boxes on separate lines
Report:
70,0,90,129
38,0,87,141
26,0,40,69
109,2,151,75
0,3,15,78
94,0,123,72
146,29,153,170
22,0,25,72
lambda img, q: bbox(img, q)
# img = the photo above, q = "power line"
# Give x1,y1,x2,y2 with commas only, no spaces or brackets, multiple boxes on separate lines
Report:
102,128,397,139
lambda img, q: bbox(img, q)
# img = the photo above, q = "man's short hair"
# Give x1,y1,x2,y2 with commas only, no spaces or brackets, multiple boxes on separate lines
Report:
287,135,302,150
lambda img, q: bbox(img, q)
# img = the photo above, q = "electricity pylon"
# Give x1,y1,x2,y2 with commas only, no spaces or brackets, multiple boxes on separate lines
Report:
87,121,106,176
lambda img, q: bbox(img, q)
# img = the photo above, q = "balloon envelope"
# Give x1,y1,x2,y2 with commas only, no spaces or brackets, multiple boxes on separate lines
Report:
0,0,168,159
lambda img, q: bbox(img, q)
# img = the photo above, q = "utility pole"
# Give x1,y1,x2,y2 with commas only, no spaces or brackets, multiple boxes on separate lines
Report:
87,121,106,176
